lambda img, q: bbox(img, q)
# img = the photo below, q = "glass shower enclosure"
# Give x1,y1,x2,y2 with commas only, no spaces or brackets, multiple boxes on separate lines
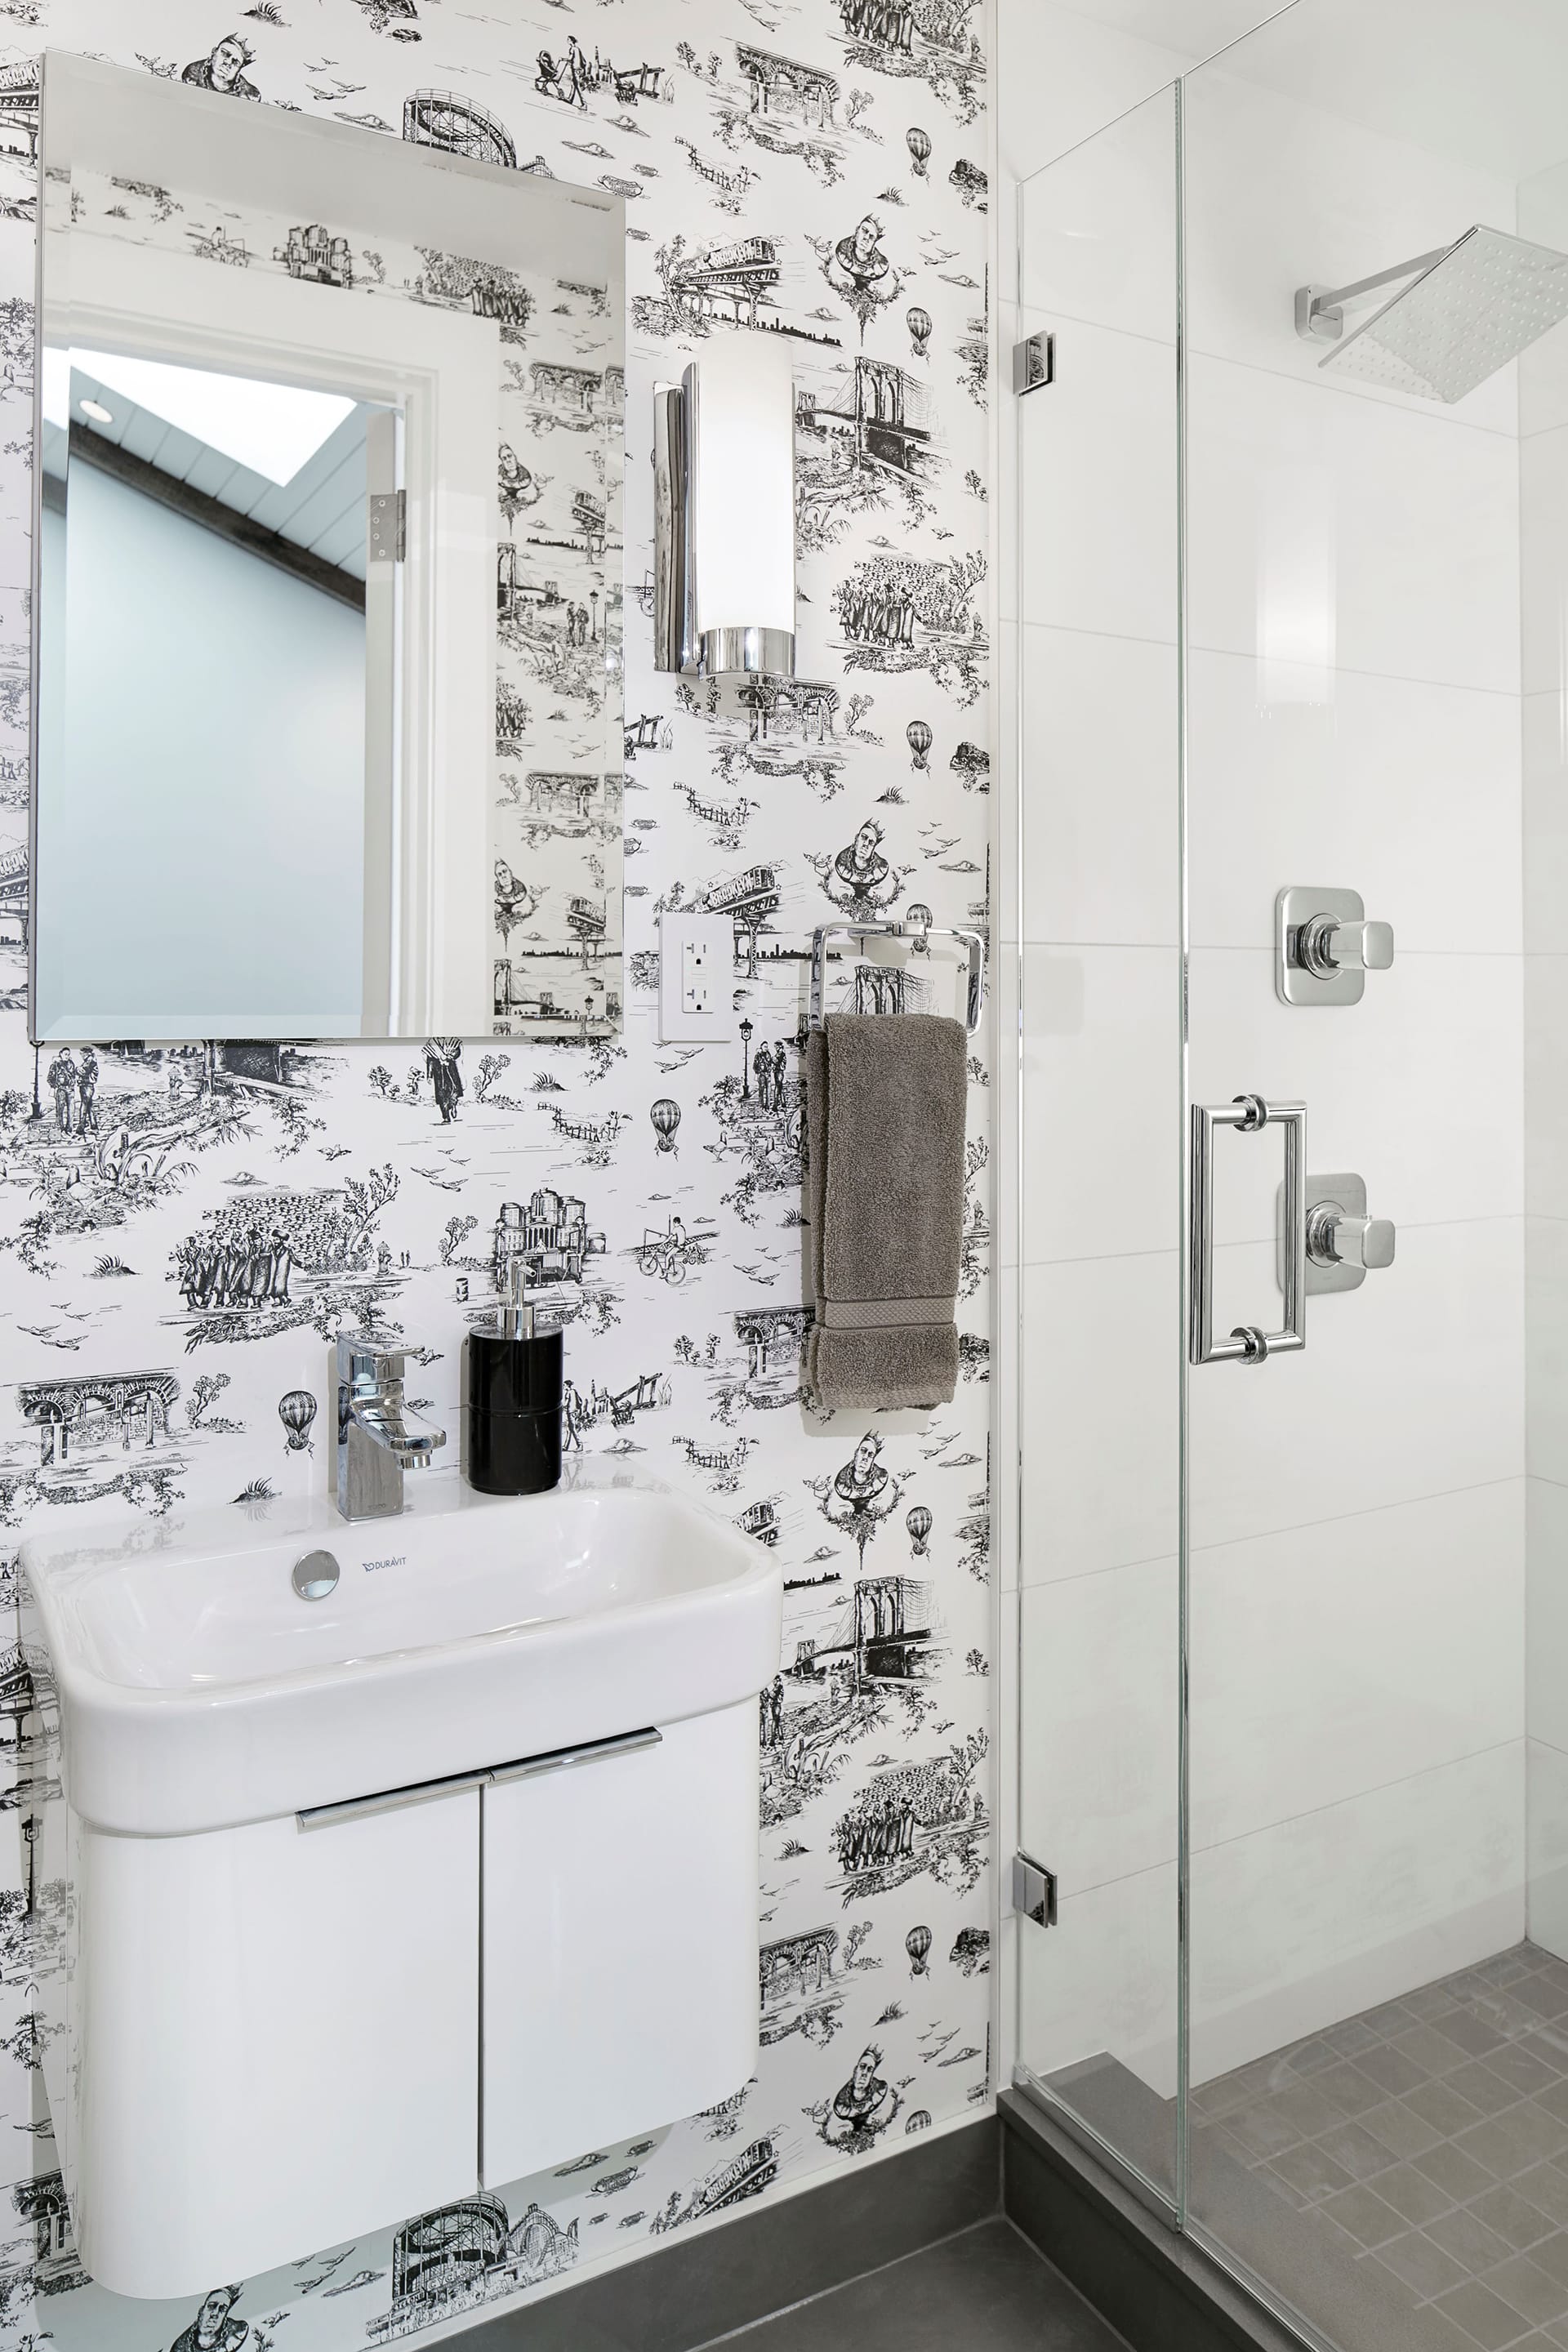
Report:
1010,3,1568,2346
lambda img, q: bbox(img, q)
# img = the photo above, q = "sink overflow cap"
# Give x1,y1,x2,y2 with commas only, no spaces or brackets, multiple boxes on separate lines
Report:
292,1549,340,1601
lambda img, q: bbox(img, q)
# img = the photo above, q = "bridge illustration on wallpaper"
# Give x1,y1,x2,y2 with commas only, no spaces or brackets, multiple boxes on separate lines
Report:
0,843,27,951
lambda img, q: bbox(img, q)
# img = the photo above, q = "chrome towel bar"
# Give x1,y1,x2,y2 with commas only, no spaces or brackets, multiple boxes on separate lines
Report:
808,912,986,1038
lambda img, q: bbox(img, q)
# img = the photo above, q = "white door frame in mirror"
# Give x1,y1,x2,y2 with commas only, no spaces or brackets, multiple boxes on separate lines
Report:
36,238,497,1040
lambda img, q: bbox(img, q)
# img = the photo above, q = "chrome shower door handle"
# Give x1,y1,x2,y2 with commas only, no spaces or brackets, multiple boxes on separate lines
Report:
1190,1094,1307,1366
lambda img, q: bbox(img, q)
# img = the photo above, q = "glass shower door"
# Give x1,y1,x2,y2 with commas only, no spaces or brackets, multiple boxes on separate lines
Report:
1182,7,1541,2347
1012,86,1183,2204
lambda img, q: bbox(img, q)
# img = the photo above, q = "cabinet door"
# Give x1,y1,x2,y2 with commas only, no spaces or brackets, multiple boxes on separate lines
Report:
74,1787,479,2299
480,1703,758,2186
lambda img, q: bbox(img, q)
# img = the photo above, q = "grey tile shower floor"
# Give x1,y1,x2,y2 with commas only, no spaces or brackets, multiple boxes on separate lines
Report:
1197,1943,1568,2352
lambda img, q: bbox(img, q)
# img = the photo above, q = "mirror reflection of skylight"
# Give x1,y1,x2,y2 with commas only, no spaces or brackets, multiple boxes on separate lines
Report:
41,345,355,487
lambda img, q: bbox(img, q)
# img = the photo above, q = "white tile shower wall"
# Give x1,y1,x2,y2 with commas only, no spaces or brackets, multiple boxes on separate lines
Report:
0,0,997,2340
1521,163,1568,1968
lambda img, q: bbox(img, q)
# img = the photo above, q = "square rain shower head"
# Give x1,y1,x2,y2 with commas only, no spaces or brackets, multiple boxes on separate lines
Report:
1316,225,1568,404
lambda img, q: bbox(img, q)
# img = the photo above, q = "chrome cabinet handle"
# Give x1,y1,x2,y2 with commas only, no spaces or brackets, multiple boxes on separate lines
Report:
1190,1094,1307,1366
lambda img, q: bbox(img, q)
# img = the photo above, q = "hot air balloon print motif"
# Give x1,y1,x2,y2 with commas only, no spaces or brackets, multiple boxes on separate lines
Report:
906,719,933,772
906,1503,932,1557
906,1924,932,1977
278,1389,317,1454
906,127,932,179
906,305,932,361
650,1098,681,1154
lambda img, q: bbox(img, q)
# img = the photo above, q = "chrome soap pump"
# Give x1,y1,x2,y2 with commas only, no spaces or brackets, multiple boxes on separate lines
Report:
461,1258,564,1496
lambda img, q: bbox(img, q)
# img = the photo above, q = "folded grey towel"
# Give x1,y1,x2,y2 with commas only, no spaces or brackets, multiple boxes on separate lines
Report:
804,1012,967,1410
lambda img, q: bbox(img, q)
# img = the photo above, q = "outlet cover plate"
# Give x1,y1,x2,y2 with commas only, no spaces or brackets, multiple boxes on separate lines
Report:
659,912,738,1045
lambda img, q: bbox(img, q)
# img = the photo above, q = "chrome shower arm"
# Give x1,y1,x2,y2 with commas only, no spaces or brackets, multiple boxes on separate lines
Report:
1296,245,1449,344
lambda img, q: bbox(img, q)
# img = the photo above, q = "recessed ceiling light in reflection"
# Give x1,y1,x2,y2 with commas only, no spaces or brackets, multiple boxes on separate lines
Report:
78,397,114,425
70,349,356,486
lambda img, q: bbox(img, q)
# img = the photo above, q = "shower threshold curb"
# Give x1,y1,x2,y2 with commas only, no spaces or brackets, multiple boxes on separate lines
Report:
1000,2088,1307,2352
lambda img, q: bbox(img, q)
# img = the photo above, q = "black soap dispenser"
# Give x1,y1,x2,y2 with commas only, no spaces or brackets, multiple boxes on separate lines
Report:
462,1260,564,1495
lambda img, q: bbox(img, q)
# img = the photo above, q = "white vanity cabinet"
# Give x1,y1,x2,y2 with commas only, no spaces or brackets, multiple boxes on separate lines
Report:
479,1700,759,2186
50,1788,480,2301
20,1476,781,2301
39,1712,761,2299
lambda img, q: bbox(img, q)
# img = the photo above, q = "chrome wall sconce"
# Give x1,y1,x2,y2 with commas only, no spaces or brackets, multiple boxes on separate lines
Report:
653,337,796,678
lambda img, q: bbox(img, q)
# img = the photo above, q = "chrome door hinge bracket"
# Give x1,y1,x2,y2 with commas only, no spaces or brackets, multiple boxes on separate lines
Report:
1013,1851,1058,1928
1013,332,1054,395
368,489,406,563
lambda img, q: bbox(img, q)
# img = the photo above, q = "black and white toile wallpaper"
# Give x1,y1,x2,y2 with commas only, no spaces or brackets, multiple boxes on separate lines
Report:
0,0,993,2337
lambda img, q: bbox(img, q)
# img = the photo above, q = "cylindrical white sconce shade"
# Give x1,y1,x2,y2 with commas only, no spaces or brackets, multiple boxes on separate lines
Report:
689,336,795,676
653,337,795,678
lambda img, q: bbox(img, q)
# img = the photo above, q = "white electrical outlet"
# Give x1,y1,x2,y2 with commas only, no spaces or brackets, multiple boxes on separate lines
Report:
683,934,713,1016
659,913,738,1044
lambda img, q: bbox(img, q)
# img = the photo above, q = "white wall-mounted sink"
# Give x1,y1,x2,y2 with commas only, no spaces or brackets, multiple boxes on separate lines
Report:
20,1471,782,2300
23,1468,779,1835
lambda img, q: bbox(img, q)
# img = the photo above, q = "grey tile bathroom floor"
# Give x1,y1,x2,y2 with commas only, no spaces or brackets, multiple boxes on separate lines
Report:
1196,1940,1568,2350
702,2217,1129,2350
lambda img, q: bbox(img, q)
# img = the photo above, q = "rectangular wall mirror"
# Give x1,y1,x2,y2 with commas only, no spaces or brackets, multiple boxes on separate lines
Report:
29,52,625,1043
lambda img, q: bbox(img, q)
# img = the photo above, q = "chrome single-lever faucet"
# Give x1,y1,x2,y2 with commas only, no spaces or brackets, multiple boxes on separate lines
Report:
335,1333,446,1522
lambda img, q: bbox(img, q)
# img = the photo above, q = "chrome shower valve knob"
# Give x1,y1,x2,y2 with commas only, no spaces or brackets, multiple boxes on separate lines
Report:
1298,915,1395,979
1276,887,1393,1004
1298,1173,1393,1296
1307,1203,1396,1272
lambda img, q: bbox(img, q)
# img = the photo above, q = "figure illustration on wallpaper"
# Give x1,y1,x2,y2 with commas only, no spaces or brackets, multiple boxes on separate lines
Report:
44,1049,76,1135
495,859,540,944
497,443,543,528
537,38,590,109
181,36,261,99
819,1432,902,1574
170,2284,249,2352
424,1039,463,1125
176,1224,294,1312
817,2041,900,2148
835,0,985,128
840,2,915,57
819,212,900,341
835,551,987,704
834,1733,990,1895
823,817,900,918
72,1048,99,1136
